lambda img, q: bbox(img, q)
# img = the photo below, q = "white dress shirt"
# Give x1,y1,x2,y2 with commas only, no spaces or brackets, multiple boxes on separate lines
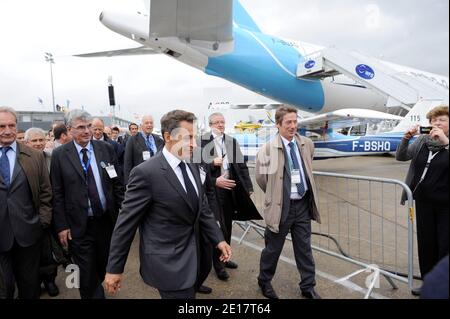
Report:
211,131,229,172
163,147,199,195
74,141,107,215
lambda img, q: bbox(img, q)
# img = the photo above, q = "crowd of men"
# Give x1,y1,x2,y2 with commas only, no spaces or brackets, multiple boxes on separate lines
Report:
2,104,447,300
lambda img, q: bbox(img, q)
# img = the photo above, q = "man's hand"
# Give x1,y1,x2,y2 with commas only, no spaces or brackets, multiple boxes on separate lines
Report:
217,241,232,263
404,125,419,140
213,157,223,167
104,273,123,295
216,174,236,190
58,229,72,250
430,127,450,145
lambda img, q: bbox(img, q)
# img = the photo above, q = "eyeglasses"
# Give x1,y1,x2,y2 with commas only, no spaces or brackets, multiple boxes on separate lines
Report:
210,121,225,125
72,124,92,131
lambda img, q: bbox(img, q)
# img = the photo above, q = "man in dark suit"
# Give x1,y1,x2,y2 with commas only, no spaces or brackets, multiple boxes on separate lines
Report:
200,112,260,281
92,118,124,183
104,110,232,299
51,110,124,299
123,115,164,184
0,106,52,299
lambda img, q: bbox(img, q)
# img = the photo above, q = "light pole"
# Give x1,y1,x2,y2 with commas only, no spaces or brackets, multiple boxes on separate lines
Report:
45,52,56,112
108,76,116,125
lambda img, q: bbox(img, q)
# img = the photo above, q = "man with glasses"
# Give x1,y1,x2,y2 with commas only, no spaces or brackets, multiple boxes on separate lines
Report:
50,109,124,299
123,115,164,184
200,113,260,282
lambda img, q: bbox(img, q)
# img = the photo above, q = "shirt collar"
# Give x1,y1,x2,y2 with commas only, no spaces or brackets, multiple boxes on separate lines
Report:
212,131,224,140
280,135,296,148
141,132,152,139
94,136,104,141
1,141,17,153
163,147,183,170
74,141,91,153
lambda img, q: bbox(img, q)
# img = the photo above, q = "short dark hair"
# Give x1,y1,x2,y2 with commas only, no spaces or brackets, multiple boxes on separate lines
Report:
160,110,197,136
53,123,68,140
128,123,138,130
17,129,25,134
111,126,120,133
275,106,298,125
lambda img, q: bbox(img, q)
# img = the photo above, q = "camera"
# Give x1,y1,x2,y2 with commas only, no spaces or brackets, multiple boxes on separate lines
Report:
419,126,432,134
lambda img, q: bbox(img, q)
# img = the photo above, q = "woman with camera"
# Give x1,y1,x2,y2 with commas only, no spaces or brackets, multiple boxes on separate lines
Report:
396,105,449,296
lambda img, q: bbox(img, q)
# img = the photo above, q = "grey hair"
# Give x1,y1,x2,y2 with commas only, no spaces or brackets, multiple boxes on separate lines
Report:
24,127,46,141
0,106,18,123
208,112,225,125
65,109,92,127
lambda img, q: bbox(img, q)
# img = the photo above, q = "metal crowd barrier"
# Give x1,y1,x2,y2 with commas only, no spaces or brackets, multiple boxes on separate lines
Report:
234,168,419,299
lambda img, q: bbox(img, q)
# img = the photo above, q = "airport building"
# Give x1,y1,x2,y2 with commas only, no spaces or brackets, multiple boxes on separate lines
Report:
16,110,133,131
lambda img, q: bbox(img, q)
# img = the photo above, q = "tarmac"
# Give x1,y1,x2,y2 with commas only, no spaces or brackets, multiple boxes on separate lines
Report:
44,155,419,299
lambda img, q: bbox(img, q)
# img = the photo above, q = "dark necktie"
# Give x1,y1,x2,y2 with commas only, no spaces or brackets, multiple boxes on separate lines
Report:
146,135,155,157
0,146,11,188
288,142,306,197
81,149,103,217
179,161,199,213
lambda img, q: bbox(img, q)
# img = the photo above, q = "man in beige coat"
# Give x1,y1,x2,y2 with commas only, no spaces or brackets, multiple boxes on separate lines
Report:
256,106,321,299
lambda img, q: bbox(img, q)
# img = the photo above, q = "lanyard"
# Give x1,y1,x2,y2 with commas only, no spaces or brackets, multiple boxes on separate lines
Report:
418,150,440,183
80,145,93,175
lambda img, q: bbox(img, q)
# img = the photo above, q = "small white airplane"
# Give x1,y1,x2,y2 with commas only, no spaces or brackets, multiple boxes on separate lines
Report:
232,99,442,160
77,0,449,122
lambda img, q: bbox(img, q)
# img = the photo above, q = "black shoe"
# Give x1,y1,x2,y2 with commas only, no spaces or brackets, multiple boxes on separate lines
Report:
44,281,60,297
411,287,421,296
301,289,321,299
196,285,213,294
258,281,279,299
216,268,230,281
224,261,238,269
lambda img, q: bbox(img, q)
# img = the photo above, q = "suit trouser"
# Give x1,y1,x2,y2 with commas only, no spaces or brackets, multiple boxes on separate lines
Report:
258,196,316,292
415,201,449,278
213,188,235,273
197,232,213,289
0,239,42,299
158,286,196,299
69,215,113,299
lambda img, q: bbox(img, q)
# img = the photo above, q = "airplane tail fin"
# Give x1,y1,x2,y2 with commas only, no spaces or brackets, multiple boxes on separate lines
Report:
233,0,261,33
393,100,446,133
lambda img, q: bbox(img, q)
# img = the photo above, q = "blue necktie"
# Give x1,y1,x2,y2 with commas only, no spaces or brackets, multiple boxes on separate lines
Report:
81,149,103,217
0,147,11,188
179,162,199,213
288,142,306,197
146,135,155,157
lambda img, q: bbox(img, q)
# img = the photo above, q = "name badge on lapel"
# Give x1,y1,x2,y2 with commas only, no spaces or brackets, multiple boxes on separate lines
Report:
101,161,118,179
143,151,151,161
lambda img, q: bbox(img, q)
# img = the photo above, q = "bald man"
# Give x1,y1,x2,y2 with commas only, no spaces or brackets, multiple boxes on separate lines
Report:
91,118,124,183
123,115,164,184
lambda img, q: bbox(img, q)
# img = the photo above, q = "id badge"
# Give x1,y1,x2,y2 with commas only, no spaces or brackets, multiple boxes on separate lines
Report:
106,165,118,179
143,151,151,161
200,168,206,185
291,169,301,184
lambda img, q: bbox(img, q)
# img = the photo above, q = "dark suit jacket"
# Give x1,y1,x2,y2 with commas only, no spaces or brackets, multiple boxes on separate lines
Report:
200,133,261,221
107,152,224,291
95,134,125,183
50,141,124,238
123,133,164,184
0,143,52,252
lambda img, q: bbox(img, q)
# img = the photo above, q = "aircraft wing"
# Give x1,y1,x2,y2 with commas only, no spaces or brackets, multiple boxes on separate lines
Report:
74,46,159,58
298,109,403,130
149,0,233,43
230,103,284,110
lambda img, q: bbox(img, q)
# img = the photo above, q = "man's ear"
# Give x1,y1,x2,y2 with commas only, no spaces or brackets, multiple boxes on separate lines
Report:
163,131,171,144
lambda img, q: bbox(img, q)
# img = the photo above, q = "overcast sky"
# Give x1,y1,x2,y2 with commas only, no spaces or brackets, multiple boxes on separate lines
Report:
0,0,448,126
